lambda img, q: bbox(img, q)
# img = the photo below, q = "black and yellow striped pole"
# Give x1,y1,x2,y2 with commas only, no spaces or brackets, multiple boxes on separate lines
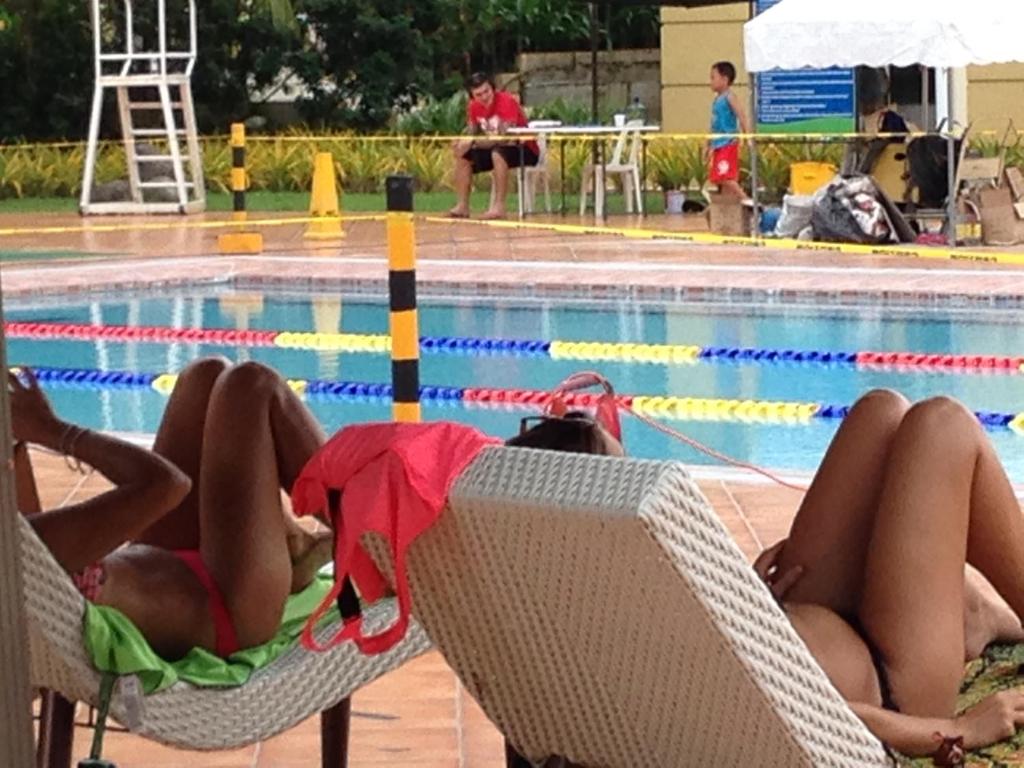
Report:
386,175,420,423
217,122,263,254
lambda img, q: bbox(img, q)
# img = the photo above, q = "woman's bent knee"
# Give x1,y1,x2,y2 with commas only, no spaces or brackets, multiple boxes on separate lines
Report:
216,361,285,400
903,396,981,439
171,357,230,396
850,389,910,425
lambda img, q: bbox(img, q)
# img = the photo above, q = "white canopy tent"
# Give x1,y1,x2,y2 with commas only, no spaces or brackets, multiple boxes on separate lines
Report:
743,0,1024,244
744,0,1024,73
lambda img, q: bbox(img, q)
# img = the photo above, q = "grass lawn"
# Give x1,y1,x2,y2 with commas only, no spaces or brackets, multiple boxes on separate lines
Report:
0,189,667,215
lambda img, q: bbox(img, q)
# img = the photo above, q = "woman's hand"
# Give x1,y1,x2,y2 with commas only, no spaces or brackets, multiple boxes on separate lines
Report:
8,368,65,446
753,539,804,602
955,690,1024,749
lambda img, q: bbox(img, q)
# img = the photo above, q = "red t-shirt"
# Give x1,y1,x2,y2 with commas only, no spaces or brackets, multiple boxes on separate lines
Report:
467,91,538,156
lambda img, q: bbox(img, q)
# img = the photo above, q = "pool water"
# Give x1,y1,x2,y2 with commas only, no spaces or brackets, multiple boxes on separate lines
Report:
7,288,1024,482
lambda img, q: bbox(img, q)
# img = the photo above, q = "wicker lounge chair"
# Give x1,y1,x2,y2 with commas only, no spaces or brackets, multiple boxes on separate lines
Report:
17,444,431,767
372,446,894,767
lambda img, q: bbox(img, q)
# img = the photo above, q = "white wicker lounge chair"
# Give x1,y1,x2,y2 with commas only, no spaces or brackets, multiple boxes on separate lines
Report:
372,447,895,767
17,445,431,767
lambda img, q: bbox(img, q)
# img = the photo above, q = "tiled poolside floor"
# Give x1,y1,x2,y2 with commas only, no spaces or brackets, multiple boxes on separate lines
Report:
29,450,802,768
7,209,1023,764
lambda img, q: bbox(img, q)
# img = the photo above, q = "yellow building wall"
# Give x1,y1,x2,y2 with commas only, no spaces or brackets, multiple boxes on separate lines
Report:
661,10,1024,135
966,64,1024,133
661,6,750,134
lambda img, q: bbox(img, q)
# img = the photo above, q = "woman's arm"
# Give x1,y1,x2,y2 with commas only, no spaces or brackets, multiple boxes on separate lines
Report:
11,369,190,572
851,690,1024,757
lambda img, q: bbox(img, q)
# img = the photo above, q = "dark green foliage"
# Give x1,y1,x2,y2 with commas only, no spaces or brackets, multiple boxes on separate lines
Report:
0,2,93,141
1,0,660,138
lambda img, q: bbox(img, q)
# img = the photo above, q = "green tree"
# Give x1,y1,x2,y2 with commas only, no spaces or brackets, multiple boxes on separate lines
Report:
288,0,438,128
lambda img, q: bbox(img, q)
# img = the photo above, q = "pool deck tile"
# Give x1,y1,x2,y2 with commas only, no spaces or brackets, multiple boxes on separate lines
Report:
4,213,1024,308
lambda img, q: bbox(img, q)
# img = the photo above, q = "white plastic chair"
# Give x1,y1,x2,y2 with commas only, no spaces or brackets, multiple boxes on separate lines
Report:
580,121,644,217
490,120,558,215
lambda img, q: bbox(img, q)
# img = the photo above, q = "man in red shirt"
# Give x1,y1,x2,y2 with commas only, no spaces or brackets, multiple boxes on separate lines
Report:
449,72,539,220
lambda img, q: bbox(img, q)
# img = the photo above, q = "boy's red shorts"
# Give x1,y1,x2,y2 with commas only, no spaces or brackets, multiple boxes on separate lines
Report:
710,143,739,184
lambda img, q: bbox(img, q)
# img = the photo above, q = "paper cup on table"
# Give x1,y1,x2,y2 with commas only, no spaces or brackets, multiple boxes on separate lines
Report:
613,113,626,128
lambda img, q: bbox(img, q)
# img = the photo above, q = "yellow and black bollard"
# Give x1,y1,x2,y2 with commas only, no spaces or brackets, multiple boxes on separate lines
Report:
386,175,420,423
217,122,263,254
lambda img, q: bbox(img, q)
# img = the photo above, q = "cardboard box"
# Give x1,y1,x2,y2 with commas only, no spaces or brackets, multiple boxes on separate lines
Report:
707,194,752,236
1005,167,1024,202
977,186,1022,246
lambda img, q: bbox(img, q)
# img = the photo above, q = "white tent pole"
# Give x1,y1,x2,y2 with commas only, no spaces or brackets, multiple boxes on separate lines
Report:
936,67,951,128
0,283,36,764
921,66,931,131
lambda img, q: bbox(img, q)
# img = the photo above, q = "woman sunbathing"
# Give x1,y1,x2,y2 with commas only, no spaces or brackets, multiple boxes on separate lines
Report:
13,359,332,660
513,392,1024,757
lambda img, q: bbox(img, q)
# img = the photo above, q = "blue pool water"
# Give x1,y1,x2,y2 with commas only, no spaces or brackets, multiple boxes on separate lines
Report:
7,287,1024,482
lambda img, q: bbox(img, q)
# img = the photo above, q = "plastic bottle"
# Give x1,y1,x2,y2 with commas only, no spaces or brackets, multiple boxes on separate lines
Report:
625,96,647,125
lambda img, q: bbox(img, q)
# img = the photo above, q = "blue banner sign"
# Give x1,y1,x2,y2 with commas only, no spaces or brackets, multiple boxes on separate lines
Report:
753,0,856,133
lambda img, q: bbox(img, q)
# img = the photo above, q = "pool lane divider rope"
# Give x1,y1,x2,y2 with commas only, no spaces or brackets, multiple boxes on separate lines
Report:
23,365,1024,434
9,321,1024,375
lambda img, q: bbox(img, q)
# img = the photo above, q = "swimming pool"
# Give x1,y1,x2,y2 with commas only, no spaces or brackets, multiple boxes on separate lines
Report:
7,286,1024,482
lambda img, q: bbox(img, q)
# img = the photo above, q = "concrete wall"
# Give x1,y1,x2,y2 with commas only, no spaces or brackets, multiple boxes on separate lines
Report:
513,49,661,120
660,8,1024,135
661,6,750,134
966,64,1024,132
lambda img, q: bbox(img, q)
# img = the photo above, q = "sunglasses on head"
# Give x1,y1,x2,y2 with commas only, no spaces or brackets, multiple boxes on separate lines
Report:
518,412,596,436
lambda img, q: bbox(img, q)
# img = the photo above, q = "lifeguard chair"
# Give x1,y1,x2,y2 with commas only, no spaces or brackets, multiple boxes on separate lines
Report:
80,0,206,214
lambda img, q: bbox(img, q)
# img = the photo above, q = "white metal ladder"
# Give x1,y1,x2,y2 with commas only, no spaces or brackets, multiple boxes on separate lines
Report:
80,0,206,215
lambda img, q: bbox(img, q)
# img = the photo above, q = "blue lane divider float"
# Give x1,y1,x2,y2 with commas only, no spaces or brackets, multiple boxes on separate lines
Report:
19,366,1024,434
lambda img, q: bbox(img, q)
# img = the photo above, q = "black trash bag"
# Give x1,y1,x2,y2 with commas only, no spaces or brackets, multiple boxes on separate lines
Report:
906,135,962,209
811,179,891,245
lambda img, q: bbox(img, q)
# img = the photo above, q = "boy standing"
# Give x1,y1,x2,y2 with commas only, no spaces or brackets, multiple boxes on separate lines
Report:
706,61,751,201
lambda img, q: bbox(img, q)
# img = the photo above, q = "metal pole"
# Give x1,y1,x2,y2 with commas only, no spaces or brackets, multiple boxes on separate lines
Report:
0,279,36,766
386,175,421,424
749,72,760,237
589,2,599,124
946,128,958,248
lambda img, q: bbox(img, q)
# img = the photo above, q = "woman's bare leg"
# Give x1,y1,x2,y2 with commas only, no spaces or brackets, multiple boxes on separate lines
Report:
775,389,910,617
860,397,1024,717
135,356,231,549
197,362,327,648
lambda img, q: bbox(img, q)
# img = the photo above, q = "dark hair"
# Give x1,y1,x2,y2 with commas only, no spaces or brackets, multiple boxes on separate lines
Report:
466,72,495,93
505,412,607,455
712,61,736,85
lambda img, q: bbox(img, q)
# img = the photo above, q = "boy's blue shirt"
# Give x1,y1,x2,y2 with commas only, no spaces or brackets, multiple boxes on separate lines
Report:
710,89,739,149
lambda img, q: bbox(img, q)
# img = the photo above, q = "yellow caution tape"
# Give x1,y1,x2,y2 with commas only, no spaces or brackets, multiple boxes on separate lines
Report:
427,216,1024,269
0,214,386,239
8,127,1011,152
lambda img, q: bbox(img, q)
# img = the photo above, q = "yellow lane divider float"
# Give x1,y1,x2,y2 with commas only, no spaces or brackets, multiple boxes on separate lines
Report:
550,341,701,364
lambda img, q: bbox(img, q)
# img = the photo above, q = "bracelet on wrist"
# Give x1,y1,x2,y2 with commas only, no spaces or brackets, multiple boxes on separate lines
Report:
931,732,965,766
60,424,89,474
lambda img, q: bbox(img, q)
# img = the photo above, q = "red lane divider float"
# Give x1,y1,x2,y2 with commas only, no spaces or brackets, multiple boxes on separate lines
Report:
856,351,1024,370
464,387,635,410
6,322,278,346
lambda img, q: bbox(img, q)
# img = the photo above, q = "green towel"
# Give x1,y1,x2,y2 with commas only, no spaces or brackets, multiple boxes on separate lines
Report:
901,643,1024,766
82,575,339,693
